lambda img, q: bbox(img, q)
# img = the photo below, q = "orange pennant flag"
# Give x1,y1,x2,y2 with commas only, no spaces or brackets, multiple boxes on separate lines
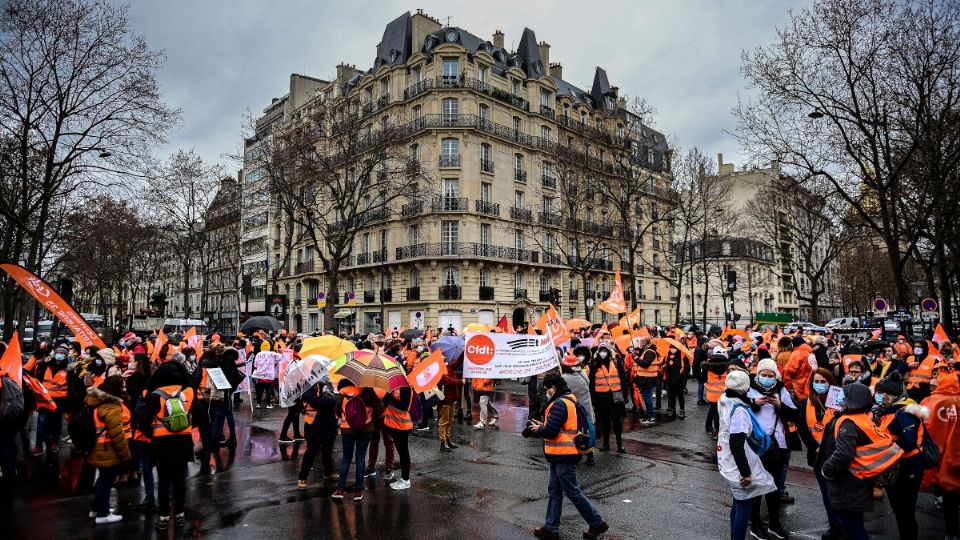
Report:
0,330,23,386
150,329,167,363
933,324,950,346
596,322,610,338
407,348,447,392
619,306,642,329
598,271,627,314
183,326,197,341
496,314,511,334
634,326,651,338
535,305,571,346
425,328,434,344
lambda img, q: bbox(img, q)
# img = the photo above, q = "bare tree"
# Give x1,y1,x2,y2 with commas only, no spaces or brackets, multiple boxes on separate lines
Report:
736,0,960,310
248,89,432,330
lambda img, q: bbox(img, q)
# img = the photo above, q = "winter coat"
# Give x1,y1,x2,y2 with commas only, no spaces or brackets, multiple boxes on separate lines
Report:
921,373,960,491
876,399,928,478
301,382,339,434
141,360,205,462
84,386,131,467
746,380,799,450
819,412,875,513
589,354,629,420
693,347,708,383
334,387,384,434
438,374,463,406
717,393,777,500
783,344,814,400
663,350,691,385
536,389,581,465
774,349,792,373
796,396,834,468
812,345,830,371
562,369,595,423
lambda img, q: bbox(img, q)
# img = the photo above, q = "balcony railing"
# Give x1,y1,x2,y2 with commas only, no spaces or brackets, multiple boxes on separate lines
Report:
480,158,494,173
403,79,433,99
439,154,461,168
542,252,562,265
395,242,539,264
406,287,420,301
539,290,551,302
510,207,532,222
380,289,392,302
514,288,527,300
372,249,388,263
401,200,423,217
363,291,375,303
406,161,421,175
514,170,527,183
439,285,461,300
295,261,315,274
479,286,495,301
539,105,555,120
437,75,461,88
431,196,468,212
475,199,500,216
538,212,563,227
541,174,557,189
377,94,390,107
356,252,371,265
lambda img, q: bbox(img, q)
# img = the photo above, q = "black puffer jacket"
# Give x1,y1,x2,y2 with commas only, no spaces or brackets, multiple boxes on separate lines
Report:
819,413,876,513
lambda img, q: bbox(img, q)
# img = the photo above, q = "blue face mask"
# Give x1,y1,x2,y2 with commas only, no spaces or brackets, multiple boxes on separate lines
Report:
874,392,885,405
54,354,66,361
835,390,846,409
757,375,776,389
812,382,829,395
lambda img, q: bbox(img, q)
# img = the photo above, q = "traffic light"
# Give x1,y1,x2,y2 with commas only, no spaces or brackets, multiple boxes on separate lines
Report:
549,287,562,307
727,270,737,292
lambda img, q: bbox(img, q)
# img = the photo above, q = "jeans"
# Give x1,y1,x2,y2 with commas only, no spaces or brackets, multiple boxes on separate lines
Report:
92,466,120,517
527,378,540,420
385,428,411,480
35,409,62,448
730,496,755,540
478,393,498,424
779,451,791,497
438,404,454,443
835,509,868,539
697,381,706,402
814,468,839,528
544,462,604,532
156,458,188,516
416,394,433,427
367,420,395,470
255,381,274,405
215,399,236,441
338,432,372,491
299,422,336,481
640,385,656,420
133,440,155,501
281,402,302,438
886,470,922,540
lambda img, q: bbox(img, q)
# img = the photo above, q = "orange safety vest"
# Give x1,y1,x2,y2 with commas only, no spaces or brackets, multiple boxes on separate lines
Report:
833,413,904,479
805,399,836,444
303,384,320,425
879,407,924,459
705,371,726,403
906,355,937,389
91,374,106,388
93,407,112,447
338,388,373,431
633,349,661,378
383,402,414,431
543,395,580,456
151,385,194,438
120,404,133,440
594,364,622,393
472,378,495,392
44,369,68,398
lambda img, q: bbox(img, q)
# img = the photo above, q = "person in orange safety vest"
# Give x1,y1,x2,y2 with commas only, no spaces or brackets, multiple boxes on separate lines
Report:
920,371,960,537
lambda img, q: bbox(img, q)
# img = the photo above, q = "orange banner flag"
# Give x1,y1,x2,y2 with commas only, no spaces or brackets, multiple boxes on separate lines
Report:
619,306,642,329
496,314,511,333
0,330,23,386
634,326,651,338
596,322,610,338
0,263,107,350
183,326,197,341
933,324,950,346
535,304,571,346
407,348,447,392
598,271,627,314
150,329,167,363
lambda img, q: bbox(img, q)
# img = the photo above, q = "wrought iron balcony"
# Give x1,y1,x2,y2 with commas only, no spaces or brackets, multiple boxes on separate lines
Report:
363,291,375,303
439,285,461,300
514,288,527,300
380,288,392,302
406,287,420,301
401,200,423,217
439,154,461,168
431,196,468,212
514,170,527,183
541,174,557,189
475,199,500,216
510,207,532,222
479,286,495,300
403,79,433,99
480,158,494,173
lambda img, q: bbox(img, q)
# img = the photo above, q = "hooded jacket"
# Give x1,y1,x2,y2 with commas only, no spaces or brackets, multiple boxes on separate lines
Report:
783,343,814,400
84,386,131,467
921,372,960,491
876,397,929,477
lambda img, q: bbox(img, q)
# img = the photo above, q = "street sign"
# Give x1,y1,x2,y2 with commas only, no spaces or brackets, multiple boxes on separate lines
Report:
922,298,938,312
586,298,595,309
922,311,938,320
415,311,422,319
873,298,887,316
347,291,356,306
317,291,326,308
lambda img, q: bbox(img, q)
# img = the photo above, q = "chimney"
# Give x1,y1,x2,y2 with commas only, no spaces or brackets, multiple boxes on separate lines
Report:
610,86,619,97
549,62,563,79
538,41,550,67
493,30,504,49
718,153,724,167
336,63,355,87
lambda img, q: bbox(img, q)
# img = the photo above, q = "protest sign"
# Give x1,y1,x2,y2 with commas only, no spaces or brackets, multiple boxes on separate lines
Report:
463,332,558,379
251,351,281,380
204,367,232,390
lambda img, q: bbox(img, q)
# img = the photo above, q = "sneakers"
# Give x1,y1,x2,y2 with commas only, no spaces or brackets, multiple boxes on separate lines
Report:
175,513,185,527
677,410,686,419
642,418,656,425
766,524,789,540
583,521,609,539
382,470,396,481
89,508,115,518
266,404,274,409
616,447,626,454
415,424,430,432
447,440,459,449
473,422,486,430
297,479,307,490
256,403,262,409
352,489,363,501
750,524,769,540
156,516,170,531
440,442,452,452
533,527,560,540
323,472,340,481
364,469,378,478
293,435,305,442
279,436,293,444
331,488,345,499
389,479,410,490
487,418,499,426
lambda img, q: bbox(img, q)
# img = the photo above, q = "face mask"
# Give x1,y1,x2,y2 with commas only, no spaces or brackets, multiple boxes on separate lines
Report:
812,382,829,395
757,375,776,389
874,392,885,405
835,390,846,409
576,355,585,362
54,354,65,361
417,346,426,353
598,352,609,359
546,388,555,400
914,348,923,356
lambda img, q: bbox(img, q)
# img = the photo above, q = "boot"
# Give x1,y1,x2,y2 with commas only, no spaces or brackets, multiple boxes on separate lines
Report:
440,441,452,452
677,409,685,419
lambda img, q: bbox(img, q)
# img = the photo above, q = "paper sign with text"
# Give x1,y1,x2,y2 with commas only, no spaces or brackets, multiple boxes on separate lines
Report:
463,332,558,379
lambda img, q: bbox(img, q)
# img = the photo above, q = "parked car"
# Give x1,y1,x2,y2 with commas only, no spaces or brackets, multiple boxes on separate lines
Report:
825,317,860,330
785,321,830,335
22,327,34,351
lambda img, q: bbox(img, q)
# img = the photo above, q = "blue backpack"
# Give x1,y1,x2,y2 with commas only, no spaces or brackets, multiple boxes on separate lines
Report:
732,403,771,457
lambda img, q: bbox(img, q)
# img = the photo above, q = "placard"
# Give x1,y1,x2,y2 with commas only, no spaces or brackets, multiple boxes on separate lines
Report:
825,385,844,411
205,367,232,390
463,332,559,379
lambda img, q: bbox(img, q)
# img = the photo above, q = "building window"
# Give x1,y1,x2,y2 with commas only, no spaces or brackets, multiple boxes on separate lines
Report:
361,232,371,253
442,58,459,83
639,280,646,300
540,125,551,140
480,182,491,203
409,143,419,162
654,281,661,300
441,221,459,254
512,116,522,133
514,271,524,290
443,266,460,286
514,153,524,175
539,274,549,292
515,190,525,208
380,77,389,97
441,137,459,157
480,267,491,287
515,229,524,250
511,79,520,95
410,268,420,287
543,196,554,213
412,65,422,83
479,103,490,121
408,224,421,245
379,229,387,252
411,105,422,121
478,65,488,83
540,90,551,109
441,97,458,121
442,178,459,198
480,223,491,245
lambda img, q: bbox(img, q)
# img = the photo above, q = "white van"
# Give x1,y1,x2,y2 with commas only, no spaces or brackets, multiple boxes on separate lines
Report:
825,317,859,330
163,318,208,336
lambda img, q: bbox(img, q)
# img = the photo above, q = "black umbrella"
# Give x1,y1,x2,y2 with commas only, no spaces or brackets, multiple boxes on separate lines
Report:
399,328,423,340
239,316,282,333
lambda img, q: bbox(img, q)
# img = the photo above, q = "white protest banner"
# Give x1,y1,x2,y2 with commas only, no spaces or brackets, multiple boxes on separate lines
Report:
278,349,294,388
204,367,233,390
463,332,558,379
825,385,844,411
251,351,281,381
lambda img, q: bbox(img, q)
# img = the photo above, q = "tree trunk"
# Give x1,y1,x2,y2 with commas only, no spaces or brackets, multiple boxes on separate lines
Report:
322,260,341,333
885,236,909,309
701,259,709,328
936,241,955,334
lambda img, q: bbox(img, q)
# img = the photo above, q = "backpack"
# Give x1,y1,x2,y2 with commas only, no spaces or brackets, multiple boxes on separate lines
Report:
68,404,97,454
560,397,594,454
0,376,25,420
408,392,423,424
154,387,191,433
920,425,942,470
343,394,368,431
732,403,772,457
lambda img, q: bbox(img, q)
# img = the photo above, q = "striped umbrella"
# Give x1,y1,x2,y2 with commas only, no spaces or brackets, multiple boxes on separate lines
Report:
333,350,409,391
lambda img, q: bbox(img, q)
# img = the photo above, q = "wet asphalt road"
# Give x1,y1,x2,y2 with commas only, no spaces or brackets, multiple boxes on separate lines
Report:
1,381,944,539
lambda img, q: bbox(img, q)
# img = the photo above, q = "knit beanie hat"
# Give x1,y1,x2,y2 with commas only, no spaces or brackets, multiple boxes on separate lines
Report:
756,358,781,380
725,370,750,394
874,372,905,397
842,382,873,412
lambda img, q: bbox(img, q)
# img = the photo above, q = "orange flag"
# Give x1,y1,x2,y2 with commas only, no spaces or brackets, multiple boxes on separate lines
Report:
598,271,627,314
634,326,651,338
496,314,511,333
183,326,197,341
933,324,950,346
407,348,446,392
619,306,641,328
596,322,610,338
535,304,571,346
150,329,167,363
0,330,23,386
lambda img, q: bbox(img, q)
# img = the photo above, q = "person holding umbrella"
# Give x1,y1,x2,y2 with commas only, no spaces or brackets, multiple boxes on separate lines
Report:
297,375,339,489
332,379,383,501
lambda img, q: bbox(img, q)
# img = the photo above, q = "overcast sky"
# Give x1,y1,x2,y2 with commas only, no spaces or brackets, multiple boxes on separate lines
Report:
123,0,811,173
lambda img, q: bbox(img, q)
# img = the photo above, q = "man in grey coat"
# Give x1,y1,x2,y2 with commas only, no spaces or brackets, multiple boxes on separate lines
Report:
561,350,595,465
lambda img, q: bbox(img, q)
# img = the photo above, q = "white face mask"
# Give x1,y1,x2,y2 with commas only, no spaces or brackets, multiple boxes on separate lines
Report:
914,348,923,356
546,388,555,400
